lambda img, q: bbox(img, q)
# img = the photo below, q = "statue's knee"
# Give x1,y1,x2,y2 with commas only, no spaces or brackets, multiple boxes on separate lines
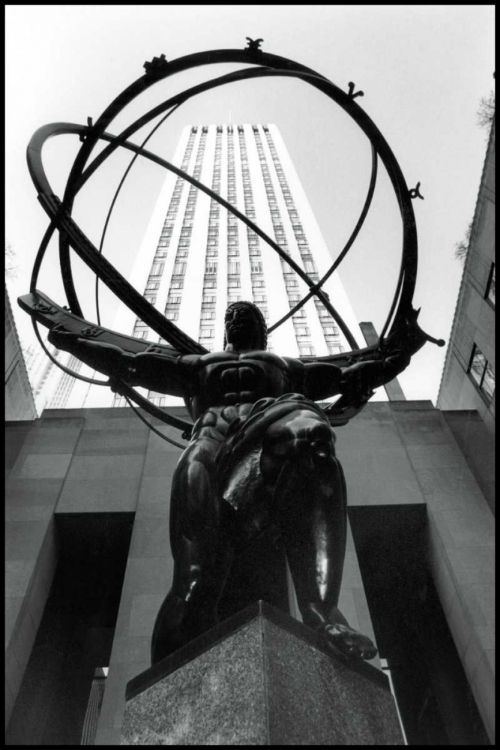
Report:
261,416,335,478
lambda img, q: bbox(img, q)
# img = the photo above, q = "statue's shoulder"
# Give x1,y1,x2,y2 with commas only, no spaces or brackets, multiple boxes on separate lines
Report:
196,350,238,366
242,350,292,369
281,355,305,374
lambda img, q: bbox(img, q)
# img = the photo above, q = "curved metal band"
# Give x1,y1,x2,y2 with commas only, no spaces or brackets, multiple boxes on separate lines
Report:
122,392,187,449
95,103,182,326
58,55,329,318
51,66,362,348
28,121,355,349
114,379,192,438
25,46,421,434
44,52,417,350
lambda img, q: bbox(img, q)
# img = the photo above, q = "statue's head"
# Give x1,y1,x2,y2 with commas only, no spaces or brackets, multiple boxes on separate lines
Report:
223,301,267,350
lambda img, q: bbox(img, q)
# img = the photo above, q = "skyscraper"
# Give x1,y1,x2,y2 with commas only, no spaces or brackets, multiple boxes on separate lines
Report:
5,284,38,420
45,124,383,410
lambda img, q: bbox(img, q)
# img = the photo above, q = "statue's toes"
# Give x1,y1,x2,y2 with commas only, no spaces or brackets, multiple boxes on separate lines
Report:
323,624,378,661
358,637,378,661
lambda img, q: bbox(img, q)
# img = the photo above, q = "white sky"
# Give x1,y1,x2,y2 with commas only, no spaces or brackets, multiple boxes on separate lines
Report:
5,4,495,403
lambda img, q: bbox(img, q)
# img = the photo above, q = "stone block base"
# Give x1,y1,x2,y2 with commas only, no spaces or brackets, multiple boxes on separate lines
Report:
121,601,404,745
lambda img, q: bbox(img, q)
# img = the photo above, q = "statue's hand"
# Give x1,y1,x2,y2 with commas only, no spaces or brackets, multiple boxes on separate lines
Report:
48,325,133,380
48,325,80,352
340,360,384,399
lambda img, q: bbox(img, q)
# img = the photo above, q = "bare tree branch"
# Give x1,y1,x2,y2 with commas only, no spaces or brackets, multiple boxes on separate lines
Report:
454,221,473,264
477,90,495,132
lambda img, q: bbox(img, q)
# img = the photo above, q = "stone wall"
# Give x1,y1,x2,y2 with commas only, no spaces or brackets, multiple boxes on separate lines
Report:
5,401,494,743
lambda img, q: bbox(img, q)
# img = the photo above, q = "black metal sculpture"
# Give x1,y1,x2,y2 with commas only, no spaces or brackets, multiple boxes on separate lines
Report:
19,40,444,665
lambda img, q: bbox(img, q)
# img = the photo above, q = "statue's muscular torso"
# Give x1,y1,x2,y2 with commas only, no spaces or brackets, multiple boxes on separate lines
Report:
184,349,305,435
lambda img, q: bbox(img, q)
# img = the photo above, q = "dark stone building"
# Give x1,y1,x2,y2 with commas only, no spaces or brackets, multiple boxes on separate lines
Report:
5,401,494,744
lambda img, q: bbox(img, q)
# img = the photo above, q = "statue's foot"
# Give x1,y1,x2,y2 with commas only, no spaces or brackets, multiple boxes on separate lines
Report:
151,592,219,665
318,621,378,661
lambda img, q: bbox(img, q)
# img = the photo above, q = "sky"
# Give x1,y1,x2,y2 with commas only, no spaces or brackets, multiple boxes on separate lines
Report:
5,4,495,404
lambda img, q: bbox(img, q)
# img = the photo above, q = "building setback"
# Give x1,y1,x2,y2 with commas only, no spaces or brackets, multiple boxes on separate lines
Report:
5,284,37,421
437,119,495,514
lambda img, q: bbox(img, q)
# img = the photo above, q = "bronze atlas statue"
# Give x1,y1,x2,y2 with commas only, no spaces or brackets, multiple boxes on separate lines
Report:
18,40,444,667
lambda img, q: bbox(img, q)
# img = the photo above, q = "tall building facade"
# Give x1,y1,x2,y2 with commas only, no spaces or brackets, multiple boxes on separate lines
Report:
44,124,386,410
5,284,37,421
437,119,495,513
437,120,495,432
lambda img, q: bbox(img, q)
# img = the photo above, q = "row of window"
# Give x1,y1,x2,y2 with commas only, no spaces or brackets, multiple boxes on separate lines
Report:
468,343,495,401
150,130,197,276
485,262,495,306
263,128,344,353
148,129,208,336
237,129,269,311
254,127,319,352
197,132,223,343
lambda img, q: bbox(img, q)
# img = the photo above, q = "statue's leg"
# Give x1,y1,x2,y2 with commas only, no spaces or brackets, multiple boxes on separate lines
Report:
151,439,234,665
261,411,377,660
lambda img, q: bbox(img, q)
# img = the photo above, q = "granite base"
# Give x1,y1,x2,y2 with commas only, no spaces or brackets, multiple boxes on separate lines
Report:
121,601,404,745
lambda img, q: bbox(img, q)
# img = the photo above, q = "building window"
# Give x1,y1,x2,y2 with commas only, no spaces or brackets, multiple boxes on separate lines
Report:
201,310,215,320
165,312,178,321
485,262,495,306
150,263,164,277
200,328,215,338
144,295,156,305
205,263,218,274
146,282,160,291
299,345,316,356
228,262,240,275
327,343,344,355
468,344,495,400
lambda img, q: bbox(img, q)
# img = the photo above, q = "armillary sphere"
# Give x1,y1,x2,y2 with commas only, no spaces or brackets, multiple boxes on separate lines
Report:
19,39,444,447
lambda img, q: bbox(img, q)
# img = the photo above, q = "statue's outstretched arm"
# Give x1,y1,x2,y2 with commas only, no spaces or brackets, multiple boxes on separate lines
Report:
337,349,411,401
303,347,412,402
303,361,344,401
48,326,194,397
